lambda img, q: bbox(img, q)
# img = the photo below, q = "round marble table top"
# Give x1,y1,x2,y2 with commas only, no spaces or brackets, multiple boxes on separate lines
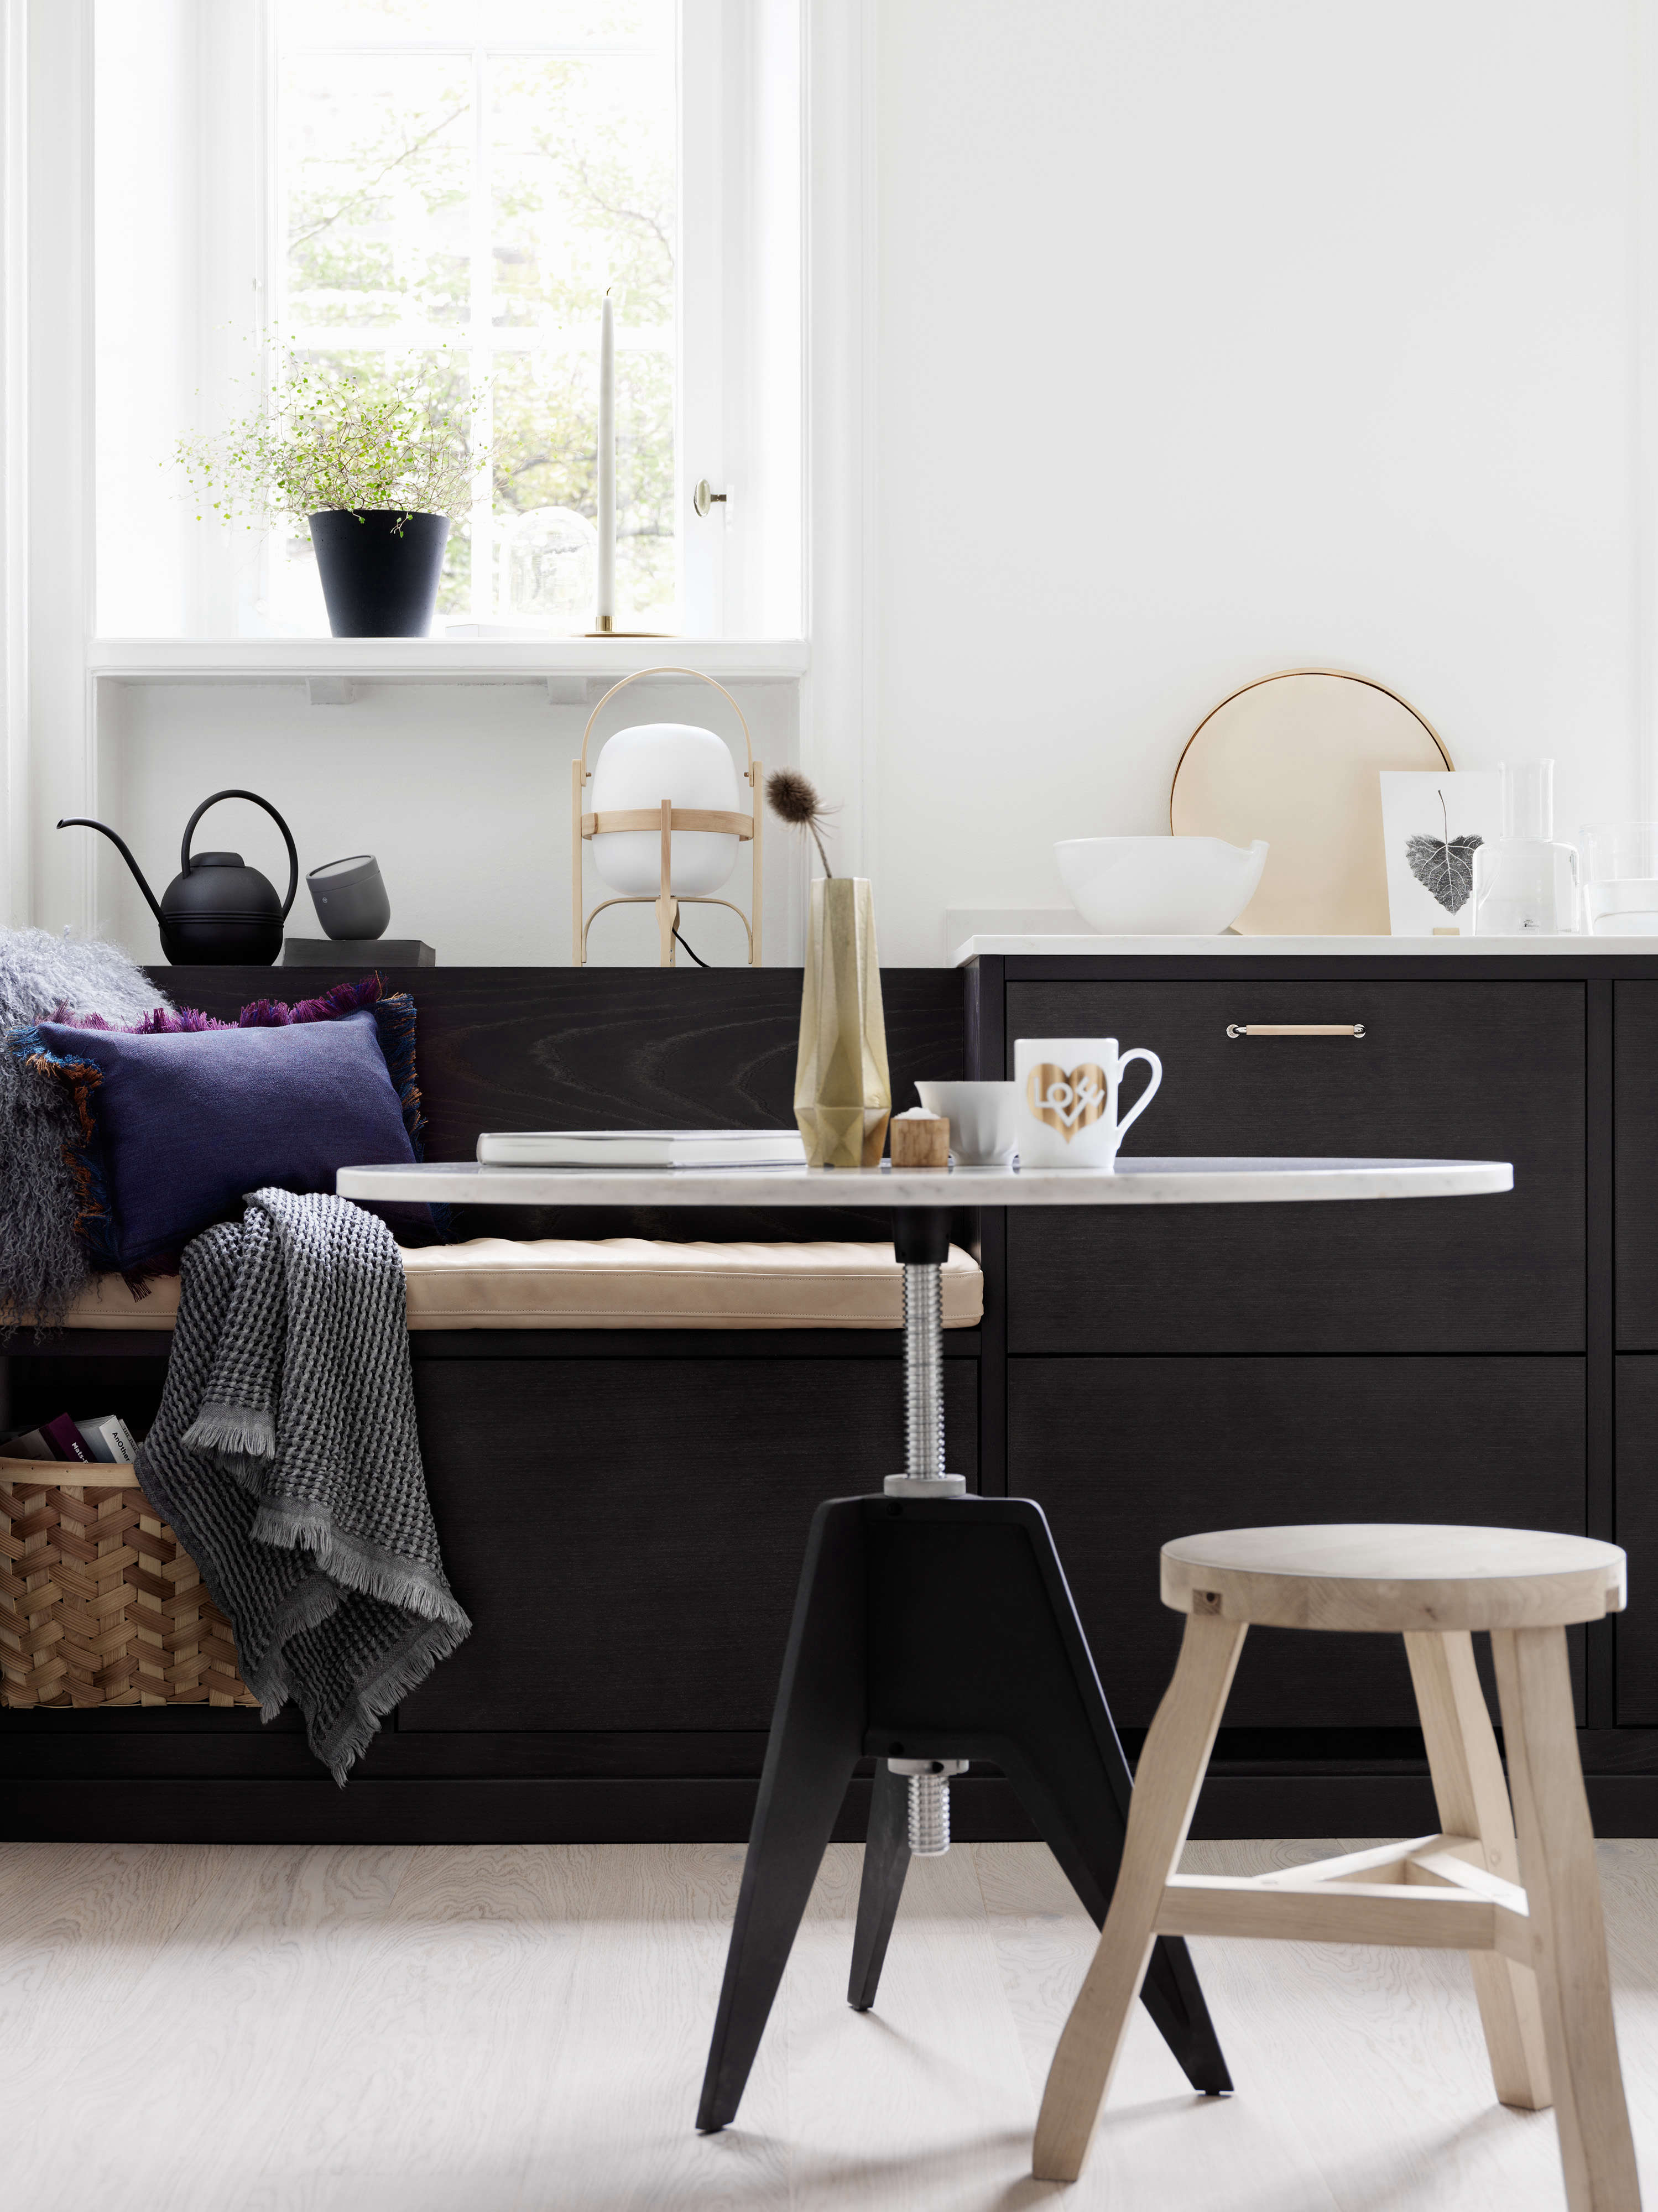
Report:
335,1156,1513,1209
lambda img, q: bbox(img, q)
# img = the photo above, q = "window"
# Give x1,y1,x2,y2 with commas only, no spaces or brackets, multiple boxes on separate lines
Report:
273,0,676,633
94,0,801,642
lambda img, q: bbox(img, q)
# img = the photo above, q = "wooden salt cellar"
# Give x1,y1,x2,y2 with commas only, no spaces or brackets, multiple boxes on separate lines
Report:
889,1114,950,1168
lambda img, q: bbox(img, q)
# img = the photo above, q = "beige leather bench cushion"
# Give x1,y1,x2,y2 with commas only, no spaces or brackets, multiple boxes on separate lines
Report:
51,1239,984,1332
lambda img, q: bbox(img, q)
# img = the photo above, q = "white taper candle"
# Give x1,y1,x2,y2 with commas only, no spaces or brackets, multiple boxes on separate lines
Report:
596,288,615,630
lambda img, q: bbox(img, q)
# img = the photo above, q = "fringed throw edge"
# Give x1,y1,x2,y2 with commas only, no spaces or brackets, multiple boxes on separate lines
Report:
8,1026,123,1276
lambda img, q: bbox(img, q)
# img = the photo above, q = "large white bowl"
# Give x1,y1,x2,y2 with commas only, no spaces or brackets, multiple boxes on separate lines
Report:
1055,834,1269,935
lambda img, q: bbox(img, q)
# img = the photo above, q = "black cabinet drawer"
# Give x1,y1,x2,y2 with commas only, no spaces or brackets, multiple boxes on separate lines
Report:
1009,1354,1585,1728
1616,1357,1658,1721
1005,979,1583,1353
399,1355,977,1733
1615,984,1658,1348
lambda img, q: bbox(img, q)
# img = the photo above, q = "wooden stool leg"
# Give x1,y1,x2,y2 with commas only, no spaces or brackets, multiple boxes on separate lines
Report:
1490,1625,1641,2212
1404,1629,1551,2110
1033,1611,1247,2184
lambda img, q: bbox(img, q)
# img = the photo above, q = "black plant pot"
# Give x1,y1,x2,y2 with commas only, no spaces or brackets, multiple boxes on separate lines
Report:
309,509,450,637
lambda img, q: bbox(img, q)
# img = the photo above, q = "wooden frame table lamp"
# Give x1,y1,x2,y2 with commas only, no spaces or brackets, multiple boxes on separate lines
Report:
572,667,762,967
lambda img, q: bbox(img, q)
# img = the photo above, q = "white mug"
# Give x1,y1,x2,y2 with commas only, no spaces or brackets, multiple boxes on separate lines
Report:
1013,1035,1162,1170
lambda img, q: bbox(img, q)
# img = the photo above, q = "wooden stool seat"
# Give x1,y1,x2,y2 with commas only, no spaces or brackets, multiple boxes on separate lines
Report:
1161,1522,1628,1633
1034,1521,1641,2210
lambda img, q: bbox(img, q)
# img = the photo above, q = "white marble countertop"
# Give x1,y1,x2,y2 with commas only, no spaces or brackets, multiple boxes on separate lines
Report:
337,1156,1513,1208
952,932,1650,963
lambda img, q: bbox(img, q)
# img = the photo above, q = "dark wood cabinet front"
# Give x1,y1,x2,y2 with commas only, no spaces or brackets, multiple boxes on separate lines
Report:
1615,983,1658,1349
1009,1354,1585,1728
1004,979,1583,1353
1615,1356,1658,1721
399,1355,978,1733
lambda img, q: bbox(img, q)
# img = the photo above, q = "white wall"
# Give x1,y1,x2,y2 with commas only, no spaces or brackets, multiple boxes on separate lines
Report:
25,0,1654,967
95,0,265,640
870,0,1645,961
95,677,797,968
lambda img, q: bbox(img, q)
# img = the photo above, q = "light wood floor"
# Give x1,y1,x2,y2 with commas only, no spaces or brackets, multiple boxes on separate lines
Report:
4,1834,1657,2210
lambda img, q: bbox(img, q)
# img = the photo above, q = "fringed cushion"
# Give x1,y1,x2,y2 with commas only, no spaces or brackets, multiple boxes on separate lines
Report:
12,978,425,1276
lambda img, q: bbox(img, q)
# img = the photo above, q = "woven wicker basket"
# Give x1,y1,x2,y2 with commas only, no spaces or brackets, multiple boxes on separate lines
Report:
0,1457,257,1708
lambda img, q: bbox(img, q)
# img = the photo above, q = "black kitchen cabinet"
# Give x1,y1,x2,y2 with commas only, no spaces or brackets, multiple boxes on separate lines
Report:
1009,1354,1585,1728
1004,979,1582,1354
12,951,1658,1844
1615,983,1658,1349
402,1356,978,1733
1616,1355,1658,1721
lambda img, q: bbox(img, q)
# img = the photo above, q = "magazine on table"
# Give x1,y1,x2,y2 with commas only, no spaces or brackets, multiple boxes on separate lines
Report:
476,1129,805,1170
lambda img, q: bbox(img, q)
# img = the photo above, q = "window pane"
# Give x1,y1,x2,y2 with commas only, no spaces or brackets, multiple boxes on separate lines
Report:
280,55,472,331
280,1,671,51
272,0,678,633
491,340,670,629
490,54,674,332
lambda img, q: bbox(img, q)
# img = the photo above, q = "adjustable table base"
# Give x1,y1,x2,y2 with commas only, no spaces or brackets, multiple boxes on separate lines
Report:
695,1207,1231,2135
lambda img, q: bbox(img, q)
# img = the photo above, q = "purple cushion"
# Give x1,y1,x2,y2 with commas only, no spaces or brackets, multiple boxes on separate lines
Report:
30,1010,416,1270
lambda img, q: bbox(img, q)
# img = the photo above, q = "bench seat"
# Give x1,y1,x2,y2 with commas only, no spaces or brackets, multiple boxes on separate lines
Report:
48,1238,984,1333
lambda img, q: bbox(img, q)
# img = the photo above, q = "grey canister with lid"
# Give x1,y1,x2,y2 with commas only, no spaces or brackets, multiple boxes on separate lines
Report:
308,853,391,941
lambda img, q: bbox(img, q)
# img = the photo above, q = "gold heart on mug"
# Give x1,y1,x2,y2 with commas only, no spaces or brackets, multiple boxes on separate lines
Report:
1027,1063,1108,1141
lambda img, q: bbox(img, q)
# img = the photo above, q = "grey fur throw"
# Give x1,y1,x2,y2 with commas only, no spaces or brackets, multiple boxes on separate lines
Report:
136,1188,470,1782
0,928,171,1337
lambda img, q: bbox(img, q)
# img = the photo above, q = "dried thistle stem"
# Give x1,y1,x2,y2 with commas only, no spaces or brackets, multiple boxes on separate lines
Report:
765,768,837,878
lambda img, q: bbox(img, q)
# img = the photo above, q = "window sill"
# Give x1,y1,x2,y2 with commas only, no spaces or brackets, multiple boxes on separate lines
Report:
88,637,810,692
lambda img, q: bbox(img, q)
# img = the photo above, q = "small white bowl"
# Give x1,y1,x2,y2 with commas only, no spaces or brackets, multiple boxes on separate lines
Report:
915,1080,1019,1165
1055,834,1268,935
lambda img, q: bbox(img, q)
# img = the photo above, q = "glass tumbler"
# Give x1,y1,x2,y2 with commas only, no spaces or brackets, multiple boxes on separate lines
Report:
1581,823,1658,935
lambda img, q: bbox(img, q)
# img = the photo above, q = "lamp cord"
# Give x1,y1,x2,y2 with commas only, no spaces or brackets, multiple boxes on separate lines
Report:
672,926,710,968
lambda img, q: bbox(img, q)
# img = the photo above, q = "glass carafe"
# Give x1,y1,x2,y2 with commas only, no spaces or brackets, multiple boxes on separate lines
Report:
1468,761,1579,936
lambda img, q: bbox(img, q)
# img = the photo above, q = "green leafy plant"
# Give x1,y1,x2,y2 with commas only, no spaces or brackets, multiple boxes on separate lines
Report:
175,351,486,534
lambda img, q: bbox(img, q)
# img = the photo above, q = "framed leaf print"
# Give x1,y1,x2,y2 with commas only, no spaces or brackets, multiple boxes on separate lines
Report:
1378,770,1502,935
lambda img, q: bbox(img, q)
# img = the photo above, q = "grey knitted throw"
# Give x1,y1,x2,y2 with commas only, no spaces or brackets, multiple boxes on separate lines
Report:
136,1187,470,1782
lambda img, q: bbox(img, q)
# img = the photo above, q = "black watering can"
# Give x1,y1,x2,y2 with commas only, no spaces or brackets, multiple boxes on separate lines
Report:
59,790,299,966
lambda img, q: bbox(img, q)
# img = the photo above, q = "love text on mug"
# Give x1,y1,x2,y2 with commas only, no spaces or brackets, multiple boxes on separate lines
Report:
1026,1063,1109,1143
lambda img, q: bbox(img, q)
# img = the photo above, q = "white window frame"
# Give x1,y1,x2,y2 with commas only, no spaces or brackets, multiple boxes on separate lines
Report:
89,0,780,645
268,5,697,633
1,0,865,943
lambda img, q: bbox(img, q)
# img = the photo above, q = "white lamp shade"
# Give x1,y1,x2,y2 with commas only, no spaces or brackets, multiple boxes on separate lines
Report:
590,721,742,897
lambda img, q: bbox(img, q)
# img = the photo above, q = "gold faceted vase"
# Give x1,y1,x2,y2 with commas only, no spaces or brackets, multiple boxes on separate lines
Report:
794,877,891,1168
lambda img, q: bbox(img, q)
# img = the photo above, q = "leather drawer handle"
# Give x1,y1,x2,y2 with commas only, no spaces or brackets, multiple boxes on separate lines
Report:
1226,1023,1366,1039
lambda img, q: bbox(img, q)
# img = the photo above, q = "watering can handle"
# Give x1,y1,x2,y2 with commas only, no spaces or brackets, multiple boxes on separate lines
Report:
181,790,300,920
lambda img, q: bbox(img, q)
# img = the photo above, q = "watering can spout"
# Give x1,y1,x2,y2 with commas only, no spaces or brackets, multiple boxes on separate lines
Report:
57,817,167,929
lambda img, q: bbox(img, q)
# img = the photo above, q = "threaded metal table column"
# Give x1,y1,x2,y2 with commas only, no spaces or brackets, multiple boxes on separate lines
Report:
903,1262,946,1481
883,1208,968,1847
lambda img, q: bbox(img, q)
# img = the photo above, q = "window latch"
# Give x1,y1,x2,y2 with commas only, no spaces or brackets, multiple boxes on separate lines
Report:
693,479,728,518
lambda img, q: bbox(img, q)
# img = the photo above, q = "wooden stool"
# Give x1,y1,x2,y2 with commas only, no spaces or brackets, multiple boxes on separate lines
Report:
1033,1524,1639,2209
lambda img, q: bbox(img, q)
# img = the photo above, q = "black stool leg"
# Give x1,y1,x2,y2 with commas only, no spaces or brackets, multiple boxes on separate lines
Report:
996,1736,1231,2094
696,1501,868,2133
847,1758,911,2011
698,1493,1233,2133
